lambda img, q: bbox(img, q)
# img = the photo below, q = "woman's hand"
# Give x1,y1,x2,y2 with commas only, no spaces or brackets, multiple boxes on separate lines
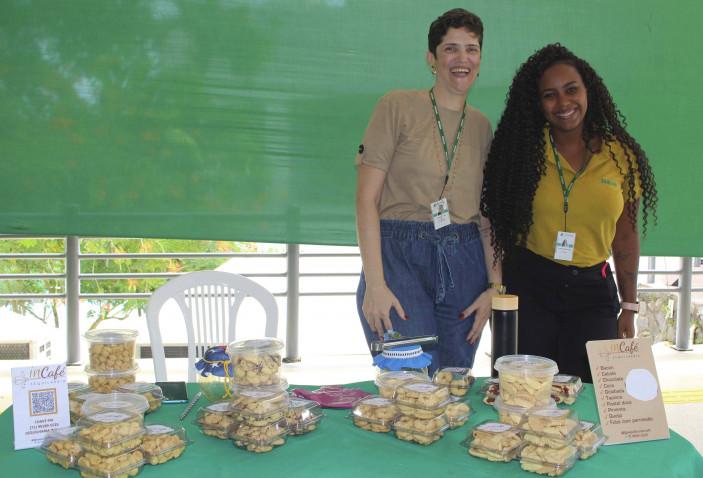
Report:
362,284,407,338
461,288,498,344
618,310,636,338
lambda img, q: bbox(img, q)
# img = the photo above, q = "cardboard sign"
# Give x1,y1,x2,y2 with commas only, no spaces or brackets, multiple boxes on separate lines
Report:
11,363,70,450
586,338,669,445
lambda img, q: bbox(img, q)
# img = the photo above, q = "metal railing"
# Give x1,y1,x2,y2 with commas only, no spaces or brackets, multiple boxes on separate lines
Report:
0,235,700,361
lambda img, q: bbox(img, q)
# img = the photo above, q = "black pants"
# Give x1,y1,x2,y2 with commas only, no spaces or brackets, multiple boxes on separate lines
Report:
504,248,620,383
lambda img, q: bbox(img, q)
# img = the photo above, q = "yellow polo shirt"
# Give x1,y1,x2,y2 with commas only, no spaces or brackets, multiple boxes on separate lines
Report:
525,129,641,267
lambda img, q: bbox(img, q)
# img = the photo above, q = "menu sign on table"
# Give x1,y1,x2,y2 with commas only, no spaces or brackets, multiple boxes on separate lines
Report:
586,338,669,445
11,363,69,450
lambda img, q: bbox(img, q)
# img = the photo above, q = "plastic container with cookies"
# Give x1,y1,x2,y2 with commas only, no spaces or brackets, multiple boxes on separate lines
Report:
86,366,138,393
76,411,145,457
227,338,284,387
494,396,557,427
70,387,104,424
521,408,579,448
445,398,472,429
229,382,290,426
393,414,448,445
574,421,606,459
394,382,451,419
285,397,323,435
374,370,430,399
520,444,578,476
195,402,236,439
77,448,144,478
551,375,583,405
81,392,149,417
84,329,138,373
464,420,525,462
230,418,288,453
351,396,398,433
116,383,163,414
432,367,475,397
39,426,84,469
141,424,189,465
494,355,558,408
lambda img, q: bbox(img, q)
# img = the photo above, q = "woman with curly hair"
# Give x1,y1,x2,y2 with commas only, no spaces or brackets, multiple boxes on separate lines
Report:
481,43,657,382
355,9,502,372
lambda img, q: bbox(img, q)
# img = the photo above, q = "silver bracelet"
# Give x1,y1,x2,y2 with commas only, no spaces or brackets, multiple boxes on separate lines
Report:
621,301,639,312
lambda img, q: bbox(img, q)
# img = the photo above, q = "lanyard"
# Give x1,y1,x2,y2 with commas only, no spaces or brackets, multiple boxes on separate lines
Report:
429,88,467,184
549,132,589,230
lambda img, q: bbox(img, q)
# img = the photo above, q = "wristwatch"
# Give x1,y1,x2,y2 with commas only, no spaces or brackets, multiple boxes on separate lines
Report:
621,301,640,312
488,282,506,295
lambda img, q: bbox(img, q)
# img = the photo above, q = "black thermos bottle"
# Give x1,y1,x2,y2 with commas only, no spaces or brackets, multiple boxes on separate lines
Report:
491,294,519,378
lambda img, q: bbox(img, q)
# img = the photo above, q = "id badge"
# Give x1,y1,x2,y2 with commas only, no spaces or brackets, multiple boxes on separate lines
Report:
554,231,576,261
431,198,451,230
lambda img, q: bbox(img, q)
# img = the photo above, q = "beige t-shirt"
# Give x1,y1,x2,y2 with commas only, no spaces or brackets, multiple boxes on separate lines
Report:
355,89,492,224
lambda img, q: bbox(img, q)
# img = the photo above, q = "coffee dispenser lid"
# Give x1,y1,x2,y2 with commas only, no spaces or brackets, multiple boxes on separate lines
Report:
492,294,518,311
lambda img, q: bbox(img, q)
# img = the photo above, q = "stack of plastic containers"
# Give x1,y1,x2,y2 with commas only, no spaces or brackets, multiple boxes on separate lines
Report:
226,338,289,453
375,370,430,399
84,329,139,393
351,395,399,433
433,367,474,429
391,382,451,445
519,408,580,475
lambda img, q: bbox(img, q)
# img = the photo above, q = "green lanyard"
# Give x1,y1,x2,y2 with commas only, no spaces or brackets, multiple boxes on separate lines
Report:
429,88,467,181
549,132,589,230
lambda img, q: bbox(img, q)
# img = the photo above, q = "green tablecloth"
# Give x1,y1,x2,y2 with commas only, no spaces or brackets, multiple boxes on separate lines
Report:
2,380,702,478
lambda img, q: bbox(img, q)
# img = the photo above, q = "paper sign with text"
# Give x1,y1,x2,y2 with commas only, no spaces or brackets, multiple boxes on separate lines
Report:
11,363,70,450
586,338,669,445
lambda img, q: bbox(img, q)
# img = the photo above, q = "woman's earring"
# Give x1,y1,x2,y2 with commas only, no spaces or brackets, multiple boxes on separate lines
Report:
431,65,437,75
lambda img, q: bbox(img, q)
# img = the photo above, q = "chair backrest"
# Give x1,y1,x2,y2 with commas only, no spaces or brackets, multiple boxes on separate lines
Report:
145,270,278,382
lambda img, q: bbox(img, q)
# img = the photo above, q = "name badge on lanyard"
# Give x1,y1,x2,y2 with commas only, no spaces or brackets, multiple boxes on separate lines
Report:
554,231,576,261
431,198,451,230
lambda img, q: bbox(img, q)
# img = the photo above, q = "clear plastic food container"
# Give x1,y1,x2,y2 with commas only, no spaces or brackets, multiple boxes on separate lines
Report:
39,426,84,469
574,421,606,459
351,396,398,433
393,414,448,445
84,329,138,373
285,397,323,435
374,370,430,399
227,338,284,386
521,408,579,446
77,448,144,478
432,367,475,397
76,411,145,457
229,385,290,426
520,444,578,476
85,366,138,393
81,392,149,417
494,355,558,408
394,382,451,414
70,389,104,424
445,399,472,429
195,401,237,440
551,375,583,405
116,383,163,414
464,420,525,462
493,396,557,427
141,424,189,465
230,418,287,453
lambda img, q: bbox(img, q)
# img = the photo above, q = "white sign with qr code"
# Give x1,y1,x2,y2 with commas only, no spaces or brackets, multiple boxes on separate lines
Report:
11,362,69,450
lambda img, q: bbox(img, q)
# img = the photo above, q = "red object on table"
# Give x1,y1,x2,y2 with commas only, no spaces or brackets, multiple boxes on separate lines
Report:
291,385,371,408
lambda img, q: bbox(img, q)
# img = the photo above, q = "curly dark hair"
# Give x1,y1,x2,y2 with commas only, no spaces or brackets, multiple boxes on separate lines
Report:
428,8,484,54
480,43,658,263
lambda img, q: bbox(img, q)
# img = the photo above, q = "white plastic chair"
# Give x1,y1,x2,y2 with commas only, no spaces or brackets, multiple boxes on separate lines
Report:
146,270,278,382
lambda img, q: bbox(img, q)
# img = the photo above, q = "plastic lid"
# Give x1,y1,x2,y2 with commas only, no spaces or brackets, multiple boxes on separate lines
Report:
375,370,429,388
494,355,558,376
81,392,149,416
68,382,90,394
227,338,284,354
117,382,163,398
493,396,556,414
84,329,138,344
85,364,139,377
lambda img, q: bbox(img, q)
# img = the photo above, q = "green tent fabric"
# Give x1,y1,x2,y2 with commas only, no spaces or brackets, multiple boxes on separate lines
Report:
1,1,700,253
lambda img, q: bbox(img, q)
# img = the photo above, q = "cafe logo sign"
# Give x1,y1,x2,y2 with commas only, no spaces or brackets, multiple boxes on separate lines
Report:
598,340,640,362
12,364,66,388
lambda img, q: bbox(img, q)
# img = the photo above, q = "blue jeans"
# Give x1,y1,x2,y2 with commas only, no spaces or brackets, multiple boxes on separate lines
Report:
356,220,487,374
